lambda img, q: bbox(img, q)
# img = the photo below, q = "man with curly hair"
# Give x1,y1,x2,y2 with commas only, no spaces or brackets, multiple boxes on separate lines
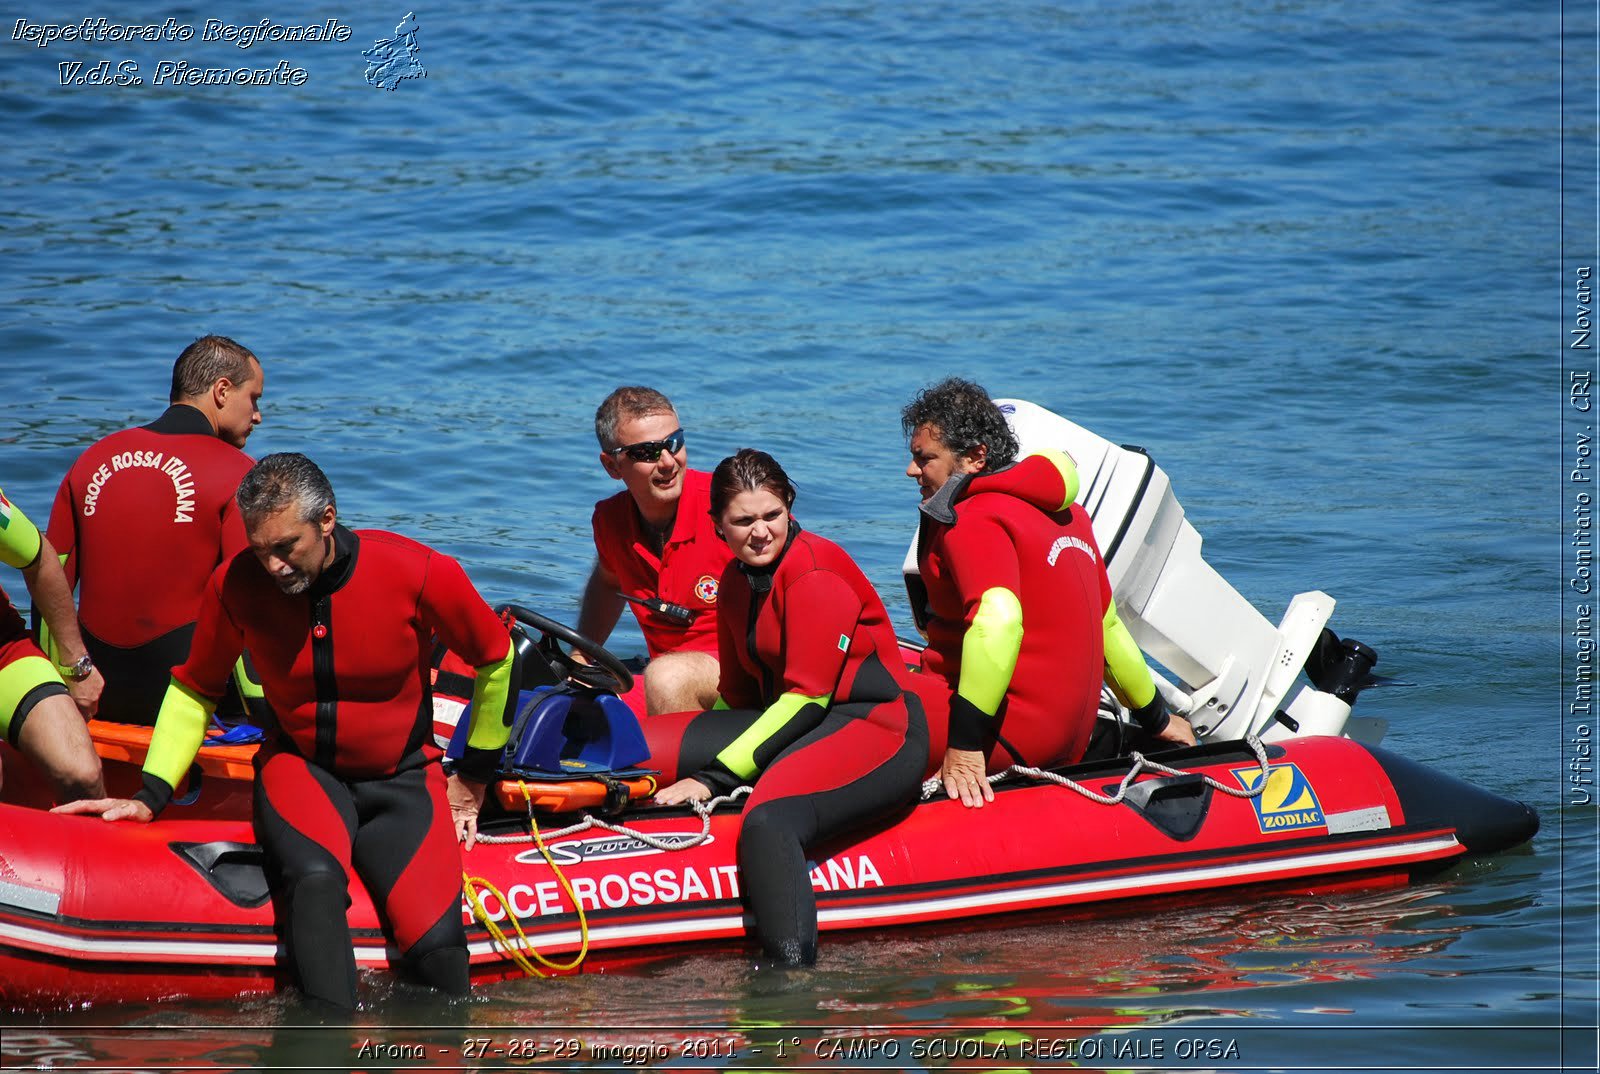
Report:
902,378,1194,808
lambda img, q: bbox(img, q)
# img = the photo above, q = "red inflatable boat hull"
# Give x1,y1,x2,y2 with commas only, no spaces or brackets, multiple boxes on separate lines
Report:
0,735,1536,1007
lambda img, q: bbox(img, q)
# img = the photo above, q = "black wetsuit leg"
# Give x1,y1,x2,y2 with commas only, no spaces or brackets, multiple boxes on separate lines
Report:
253,750,361,1009
348,764,469,996
736,695,928,965
255,753,468,1006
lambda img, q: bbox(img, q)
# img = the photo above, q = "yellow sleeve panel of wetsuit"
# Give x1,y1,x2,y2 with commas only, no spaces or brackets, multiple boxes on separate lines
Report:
0,490,42,571
957,587,1024,716
464,637,516,752
1102,598,1157,709
1028,448,1081,510
35,551,67,664
232,657,264,703
143,678,219,791
715,689,831,781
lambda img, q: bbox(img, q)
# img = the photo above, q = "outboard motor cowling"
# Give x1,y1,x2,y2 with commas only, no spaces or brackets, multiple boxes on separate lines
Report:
903,400,1385,744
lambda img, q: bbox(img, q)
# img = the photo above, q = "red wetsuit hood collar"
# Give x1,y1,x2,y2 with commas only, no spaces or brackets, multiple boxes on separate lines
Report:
917,454,1073,526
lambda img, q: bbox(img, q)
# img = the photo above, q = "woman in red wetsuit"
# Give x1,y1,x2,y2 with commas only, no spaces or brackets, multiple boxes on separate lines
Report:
650,449,927,966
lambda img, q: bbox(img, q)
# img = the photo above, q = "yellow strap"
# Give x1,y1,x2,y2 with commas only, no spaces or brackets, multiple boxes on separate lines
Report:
34,551,69,666
460,782,590,976
957,587,1023,715
231,656,264,701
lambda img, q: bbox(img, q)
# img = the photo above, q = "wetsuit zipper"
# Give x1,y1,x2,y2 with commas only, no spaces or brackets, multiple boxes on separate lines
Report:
747,588,774,701
311,594,338,769
740,524,802,703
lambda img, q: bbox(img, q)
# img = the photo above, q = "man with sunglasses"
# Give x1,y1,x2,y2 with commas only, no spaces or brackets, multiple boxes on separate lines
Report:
577,386,730,715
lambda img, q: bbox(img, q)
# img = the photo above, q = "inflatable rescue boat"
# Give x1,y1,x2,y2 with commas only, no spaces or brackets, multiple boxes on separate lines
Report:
0,404,1540,1007
0,729,1539,1006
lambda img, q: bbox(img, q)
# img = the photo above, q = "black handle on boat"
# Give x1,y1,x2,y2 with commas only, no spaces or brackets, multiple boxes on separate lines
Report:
497,604,634,694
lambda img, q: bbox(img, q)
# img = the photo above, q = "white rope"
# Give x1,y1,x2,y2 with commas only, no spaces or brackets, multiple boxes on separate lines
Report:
475,738,1273,850
919,735,1274,806
475,786,753,847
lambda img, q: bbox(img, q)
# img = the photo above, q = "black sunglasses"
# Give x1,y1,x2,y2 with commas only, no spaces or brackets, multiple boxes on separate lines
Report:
608,428,685,463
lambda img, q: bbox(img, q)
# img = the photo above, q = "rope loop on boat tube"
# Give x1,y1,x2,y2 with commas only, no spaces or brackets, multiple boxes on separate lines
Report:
474,784,752,848
917,734,1275,805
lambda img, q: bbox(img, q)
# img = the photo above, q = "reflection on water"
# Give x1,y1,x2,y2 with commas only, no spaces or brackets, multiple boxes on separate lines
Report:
4,873,1548,1071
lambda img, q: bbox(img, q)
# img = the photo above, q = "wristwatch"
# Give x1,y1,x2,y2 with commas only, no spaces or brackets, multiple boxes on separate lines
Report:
60,653,94,681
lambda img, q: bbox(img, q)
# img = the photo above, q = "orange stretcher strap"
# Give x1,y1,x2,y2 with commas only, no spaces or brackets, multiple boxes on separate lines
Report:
493,774,658,814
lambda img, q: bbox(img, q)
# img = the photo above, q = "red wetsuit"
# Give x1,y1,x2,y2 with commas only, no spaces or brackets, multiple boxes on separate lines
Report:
916,454,1110,771
138,524,512,1007
164,525,508,777
592,468,731,656
48,405,252,722
644,525,927,964
715,527,915,722
0,597,24,647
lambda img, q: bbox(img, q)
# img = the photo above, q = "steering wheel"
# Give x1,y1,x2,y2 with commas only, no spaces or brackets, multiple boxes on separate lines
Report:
498,604,634,695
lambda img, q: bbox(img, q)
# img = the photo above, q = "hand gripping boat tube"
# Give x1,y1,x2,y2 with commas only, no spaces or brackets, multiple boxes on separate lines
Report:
903,399,1379,744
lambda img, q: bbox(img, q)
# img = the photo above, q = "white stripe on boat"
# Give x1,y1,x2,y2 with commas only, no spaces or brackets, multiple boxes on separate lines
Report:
0,832,1460,965
815,832,1462,926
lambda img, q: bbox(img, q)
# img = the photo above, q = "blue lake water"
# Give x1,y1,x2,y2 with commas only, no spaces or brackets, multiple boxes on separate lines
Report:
0,1,1590,1071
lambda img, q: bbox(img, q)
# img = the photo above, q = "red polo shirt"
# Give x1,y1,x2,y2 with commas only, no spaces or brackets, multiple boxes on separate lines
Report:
592,468,731,657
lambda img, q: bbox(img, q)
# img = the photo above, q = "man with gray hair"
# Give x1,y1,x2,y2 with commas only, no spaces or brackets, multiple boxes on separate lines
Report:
577,385,731,714
47,334,265,723
58,452,518,1010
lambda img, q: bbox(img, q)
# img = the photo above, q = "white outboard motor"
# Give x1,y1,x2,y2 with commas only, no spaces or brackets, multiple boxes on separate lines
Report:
903,399,1385,744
